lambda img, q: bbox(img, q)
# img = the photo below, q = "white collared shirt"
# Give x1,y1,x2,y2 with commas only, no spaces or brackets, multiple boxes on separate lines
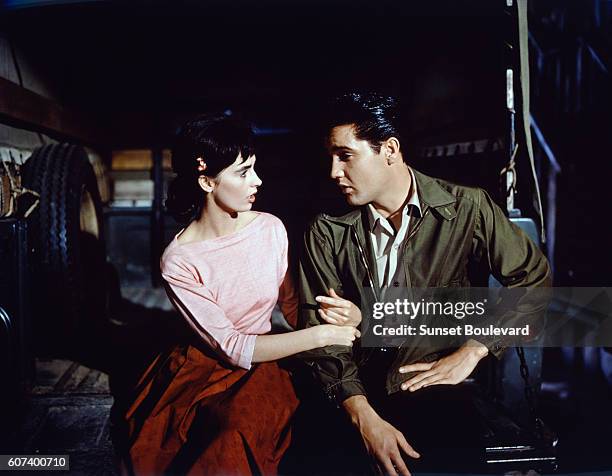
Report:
367,168,422,287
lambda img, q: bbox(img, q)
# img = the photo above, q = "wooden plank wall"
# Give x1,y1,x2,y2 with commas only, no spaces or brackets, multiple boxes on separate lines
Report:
0,36,112,147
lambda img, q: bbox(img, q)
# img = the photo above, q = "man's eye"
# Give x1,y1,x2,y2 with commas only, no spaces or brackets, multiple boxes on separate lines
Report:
339,154,352,162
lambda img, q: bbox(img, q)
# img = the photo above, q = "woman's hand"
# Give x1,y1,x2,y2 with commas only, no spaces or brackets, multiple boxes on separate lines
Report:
315,288,362,327
311,324,361,348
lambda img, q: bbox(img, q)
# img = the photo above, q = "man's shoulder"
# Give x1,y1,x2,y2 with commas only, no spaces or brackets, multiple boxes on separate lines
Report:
305,209,361,244
309,207,363,231
413,169,483,208
314,208,361,225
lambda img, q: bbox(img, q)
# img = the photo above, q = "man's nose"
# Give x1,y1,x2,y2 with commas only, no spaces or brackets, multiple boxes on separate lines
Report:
330,159,345,180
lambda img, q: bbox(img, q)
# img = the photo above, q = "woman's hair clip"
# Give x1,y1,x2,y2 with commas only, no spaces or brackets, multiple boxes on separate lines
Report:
196,157,207,173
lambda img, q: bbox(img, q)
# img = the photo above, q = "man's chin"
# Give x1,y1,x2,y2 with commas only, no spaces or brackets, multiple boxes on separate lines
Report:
345,194,367,206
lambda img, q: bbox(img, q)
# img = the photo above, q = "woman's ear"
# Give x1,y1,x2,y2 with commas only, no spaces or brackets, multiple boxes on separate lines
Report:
198,175,215,193
383,137,401,165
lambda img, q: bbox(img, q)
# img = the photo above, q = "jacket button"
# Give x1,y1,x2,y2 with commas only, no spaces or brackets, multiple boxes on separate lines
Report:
393,281,400,287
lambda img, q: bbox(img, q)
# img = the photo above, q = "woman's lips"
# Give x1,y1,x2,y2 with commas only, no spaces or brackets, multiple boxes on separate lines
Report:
247,194,256,203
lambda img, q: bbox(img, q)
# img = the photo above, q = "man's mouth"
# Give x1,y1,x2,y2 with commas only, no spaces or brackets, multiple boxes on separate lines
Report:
338,184,354,194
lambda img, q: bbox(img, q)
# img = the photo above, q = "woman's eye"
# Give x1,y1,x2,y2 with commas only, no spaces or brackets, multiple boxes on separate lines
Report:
240,170,249,177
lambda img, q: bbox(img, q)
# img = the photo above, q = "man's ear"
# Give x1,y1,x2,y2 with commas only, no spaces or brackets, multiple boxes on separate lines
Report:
383,137,401,165
198,175,215,193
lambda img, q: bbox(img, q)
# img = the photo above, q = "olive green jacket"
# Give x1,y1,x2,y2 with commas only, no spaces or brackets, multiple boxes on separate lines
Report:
297,169,551,403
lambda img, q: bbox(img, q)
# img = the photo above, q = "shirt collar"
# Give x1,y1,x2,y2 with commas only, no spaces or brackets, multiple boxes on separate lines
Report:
367,167,422,232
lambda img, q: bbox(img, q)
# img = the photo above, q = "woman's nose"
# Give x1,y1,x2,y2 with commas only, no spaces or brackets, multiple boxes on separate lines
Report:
252,171,263,187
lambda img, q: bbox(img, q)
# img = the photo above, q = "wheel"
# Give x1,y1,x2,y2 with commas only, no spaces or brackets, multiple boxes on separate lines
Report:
22,143,107,356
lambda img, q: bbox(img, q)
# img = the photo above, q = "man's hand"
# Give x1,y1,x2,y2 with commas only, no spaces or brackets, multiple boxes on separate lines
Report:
315,288,362,327
343,396,419,476
398,339,489,392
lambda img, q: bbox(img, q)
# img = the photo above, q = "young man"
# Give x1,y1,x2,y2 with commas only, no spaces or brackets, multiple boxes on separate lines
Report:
297,92,551,475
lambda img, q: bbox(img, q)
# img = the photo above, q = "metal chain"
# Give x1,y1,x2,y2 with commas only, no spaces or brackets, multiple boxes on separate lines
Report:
516,346,544,438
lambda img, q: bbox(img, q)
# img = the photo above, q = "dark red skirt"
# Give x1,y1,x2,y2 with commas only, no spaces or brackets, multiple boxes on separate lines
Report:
120,344,299,475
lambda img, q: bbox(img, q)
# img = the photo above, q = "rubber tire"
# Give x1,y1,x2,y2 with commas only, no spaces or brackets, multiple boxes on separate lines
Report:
22,143,107,357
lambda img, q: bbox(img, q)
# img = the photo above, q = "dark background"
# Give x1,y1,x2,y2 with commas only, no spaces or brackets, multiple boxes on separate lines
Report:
3,0,610,286
1,0,509,259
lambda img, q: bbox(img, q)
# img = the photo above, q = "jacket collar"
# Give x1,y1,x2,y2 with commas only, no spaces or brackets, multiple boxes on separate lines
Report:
323,168,457,227
413,168,457,208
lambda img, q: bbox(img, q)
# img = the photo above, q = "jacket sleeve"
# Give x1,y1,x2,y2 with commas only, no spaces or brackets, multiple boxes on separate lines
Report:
471,189,552,357
297,218,366,404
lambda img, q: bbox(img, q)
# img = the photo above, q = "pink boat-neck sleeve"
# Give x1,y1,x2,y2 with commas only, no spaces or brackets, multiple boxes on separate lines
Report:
161,255,256,370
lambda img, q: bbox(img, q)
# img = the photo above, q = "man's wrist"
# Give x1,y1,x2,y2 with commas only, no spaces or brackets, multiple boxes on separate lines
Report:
462,339,489,361
342,395,376,426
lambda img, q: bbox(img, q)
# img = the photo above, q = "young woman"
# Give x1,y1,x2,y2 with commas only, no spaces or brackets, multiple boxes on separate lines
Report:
119,114,361,475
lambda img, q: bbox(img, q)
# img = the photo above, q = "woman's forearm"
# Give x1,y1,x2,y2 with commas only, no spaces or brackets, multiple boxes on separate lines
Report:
251,328,318,362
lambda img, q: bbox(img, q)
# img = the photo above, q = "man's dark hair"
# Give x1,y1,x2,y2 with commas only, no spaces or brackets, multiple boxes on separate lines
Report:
325,92,404,154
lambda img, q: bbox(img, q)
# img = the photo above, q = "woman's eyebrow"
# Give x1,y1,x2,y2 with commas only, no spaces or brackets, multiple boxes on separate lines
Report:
236,164,252,173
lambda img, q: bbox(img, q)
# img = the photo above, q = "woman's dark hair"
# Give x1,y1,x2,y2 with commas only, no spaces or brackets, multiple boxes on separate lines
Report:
166,113,255,224
324,92,404,156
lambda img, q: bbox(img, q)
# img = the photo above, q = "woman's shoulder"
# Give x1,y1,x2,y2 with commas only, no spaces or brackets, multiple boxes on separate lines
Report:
160,212,286,262
254,211,285,229
254,212,288,240
160,237,194,275
160,245,180,269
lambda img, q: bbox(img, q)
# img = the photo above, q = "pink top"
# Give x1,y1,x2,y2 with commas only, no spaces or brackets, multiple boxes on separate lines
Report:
160,212,297,370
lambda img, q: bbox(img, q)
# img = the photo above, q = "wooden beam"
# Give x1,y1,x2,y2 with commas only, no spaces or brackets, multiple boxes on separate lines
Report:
0,76,111,146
